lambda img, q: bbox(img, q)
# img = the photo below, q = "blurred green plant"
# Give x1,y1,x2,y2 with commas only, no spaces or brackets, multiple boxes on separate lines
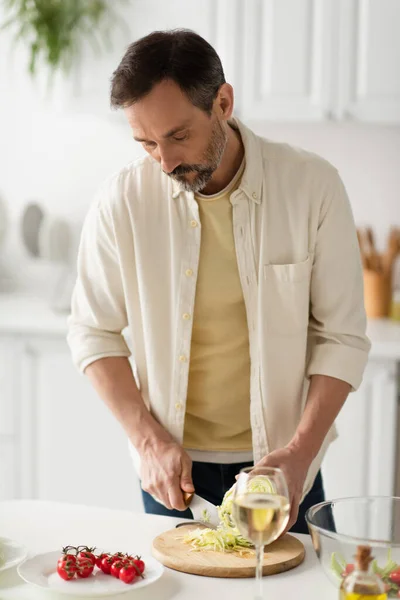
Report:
1,0,126,76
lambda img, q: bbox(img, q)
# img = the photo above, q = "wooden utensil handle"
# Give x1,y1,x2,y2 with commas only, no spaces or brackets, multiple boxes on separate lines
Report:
183,491,194,506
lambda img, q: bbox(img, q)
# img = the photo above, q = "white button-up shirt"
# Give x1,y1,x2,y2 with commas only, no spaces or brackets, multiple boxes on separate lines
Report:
67,118,370,497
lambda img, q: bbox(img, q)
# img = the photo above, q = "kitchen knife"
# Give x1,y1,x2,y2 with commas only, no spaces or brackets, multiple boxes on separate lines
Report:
183,492,220,529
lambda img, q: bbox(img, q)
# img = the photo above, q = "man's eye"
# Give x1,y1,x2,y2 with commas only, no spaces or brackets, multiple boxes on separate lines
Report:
174,135,187,142
143,141,156,148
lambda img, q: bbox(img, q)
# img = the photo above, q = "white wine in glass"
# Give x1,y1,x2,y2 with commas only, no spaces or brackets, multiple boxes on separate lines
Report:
232,467,290,600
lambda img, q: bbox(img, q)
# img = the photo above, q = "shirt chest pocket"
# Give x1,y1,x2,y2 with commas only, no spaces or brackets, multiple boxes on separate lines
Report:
263,255,312,336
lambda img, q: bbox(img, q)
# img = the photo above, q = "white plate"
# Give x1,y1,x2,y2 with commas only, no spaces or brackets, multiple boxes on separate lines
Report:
17,551,164,597
0,537,28,572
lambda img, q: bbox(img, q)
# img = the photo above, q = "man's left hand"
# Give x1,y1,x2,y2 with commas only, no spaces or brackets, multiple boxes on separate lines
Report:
254,444,312,533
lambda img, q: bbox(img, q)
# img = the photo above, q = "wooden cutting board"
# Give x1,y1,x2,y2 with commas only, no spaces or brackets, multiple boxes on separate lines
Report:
152,524,305,578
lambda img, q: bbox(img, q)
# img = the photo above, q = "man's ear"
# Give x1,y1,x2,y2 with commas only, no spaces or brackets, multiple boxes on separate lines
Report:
215,83,235,120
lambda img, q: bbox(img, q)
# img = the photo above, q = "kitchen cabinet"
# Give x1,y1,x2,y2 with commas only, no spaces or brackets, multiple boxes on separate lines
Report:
240,0,336,121
0,295,400,511
0,338,19,500
238,0,400,122
0,296,142,511
336,0,400,123
18,337,140,508
321,358,398,501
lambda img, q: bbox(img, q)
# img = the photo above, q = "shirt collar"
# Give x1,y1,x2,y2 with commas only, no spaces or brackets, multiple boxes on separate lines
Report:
171,117,263,204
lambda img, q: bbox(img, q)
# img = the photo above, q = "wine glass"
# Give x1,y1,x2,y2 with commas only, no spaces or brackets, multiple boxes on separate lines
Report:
232,466,290,599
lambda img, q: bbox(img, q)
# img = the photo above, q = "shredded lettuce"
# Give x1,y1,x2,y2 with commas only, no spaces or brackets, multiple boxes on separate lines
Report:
184,475,275,553
331,552,346,580
371,548,398,578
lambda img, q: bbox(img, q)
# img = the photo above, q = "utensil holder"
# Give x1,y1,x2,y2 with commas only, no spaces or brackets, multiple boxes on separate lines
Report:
363,269,392,318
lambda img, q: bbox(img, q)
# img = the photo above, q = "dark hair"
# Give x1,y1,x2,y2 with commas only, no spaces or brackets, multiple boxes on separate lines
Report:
110,29,226,114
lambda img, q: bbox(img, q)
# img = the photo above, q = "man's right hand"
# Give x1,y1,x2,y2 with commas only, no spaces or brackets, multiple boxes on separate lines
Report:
139,438,194,511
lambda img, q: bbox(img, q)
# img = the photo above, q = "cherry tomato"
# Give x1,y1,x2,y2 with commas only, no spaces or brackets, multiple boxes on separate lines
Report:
77,548,96,567
390,570,400,584
111,560,125,578
343,564,355,576
100,556,114,575
95,553,109,568
58,553,77,567
57,559,77,581
111,552,125,563
397,590,400,598
132,558,145,574
121,558,132,567
76,556,95,578
119,565,137,584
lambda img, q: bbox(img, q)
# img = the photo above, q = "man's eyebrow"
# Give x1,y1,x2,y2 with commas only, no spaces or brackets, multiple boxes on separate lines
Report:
133,121,191,143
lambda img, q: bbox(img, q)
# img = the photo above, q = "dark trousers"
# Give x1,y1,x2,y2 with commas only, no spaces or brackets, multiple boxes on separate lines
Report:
141,460,325,534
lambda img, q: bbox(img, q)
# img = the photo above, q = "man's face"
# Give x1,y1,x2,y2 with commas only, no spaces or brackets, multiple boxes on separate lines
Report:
125,79,227,193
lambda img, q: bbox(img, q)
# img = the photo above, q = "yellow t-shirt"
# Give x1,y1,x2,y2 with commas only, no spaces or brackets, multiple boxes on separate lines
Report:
183,160,252,451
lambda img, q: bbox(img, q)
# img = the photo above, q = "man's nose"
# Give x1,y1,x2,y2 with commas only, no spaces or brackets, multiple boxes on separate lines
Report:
156,147,181,175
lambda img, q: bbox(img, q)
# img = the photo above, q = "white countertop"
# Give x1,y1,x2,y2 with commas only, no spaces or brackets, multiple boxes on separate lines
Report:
0,294,68,336
0,293,399,359
0,500,335,600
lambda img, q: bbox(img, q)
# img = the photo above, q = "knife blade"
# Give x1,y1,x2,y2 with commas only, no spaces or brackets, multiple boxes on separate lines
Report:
183,492,220,529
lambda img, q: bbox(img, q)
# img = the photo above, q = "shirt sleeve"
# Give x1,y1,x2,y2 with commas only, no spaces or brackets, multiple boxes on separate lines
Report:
67,176,131,373
306,170,371,390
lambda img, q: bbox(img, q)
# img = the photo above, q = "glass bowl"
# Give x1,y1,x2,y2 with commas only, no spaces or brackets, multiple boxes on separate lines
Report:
306,497,400,597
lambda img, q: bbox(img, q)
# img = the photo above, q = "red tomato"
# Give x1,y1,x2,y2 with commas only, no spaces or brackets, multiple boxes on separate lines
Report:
58,553,77,566
390,570,400,584
95,553,109,568
121,558,132,567
111,552,125,563
57,559,77,581
76,557,95,578
397,590,400,598
119,565,137,584
343,564,355,576
132,558,145,574
110,560,125,578
100,556,114,575
77,550,96,567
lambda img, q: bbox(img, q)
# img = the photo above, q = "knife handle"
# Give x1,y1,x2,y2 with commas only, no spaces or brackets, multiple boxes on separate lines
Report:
183,491,194,506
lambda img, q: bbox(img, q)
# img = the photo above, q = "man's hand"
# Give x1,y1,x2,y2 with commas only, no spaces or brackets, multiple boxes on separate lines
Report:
255,444,311,532
139,439,194,511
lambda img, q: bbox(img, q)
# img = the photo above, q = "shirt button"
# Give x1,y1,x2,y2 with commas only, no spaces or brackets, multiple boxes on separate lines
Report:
185,268,193,277
252,192,257,199
190,220,198,228
175,402,182,410
179,354,187,362
182,313,191,320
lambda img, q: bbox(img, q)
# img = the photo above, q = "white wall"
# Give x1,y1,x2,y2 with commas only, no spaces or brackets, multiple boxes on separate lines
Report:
248,121,400,253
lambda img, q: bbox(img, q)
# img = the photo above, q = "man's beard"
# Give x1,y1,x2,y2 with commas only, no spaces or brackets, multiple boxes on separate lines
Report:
167,118,228,193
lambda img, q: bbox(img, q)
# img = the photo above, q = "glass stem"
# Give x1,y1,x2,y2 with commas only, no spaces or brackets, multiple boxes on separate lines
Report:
255,543,264,599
